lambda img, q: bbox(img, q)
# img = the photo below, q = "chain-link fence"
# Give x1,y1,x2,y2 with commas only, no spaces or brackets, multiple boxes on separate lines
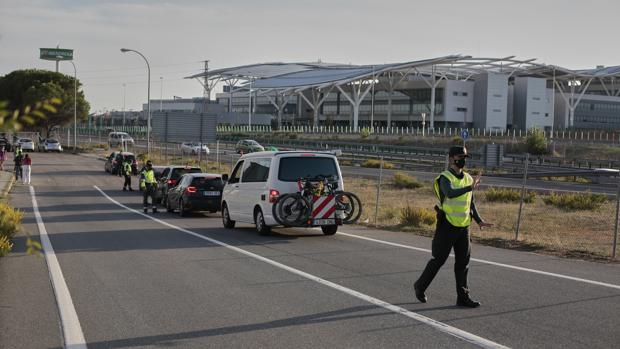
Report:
343,156,619,260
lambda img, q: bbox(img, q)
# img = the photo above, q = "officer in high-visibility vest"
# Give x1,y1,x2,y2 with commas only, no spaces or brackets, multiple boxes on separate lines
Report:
140,160,158,213
414,146,493,308
14,144,23,157
122,159,134,192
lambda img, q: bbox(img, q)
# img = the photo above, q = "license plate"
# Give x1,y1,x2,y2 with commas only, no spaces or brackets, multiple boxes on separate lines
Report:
313,218,335,226
203,191,220,196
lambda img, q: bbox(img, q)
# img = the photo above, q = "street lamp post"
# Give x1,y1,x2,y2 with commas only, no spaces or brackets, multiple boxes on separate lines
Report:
59,57,78,150
122,83,126,126
121,48,151,155
160,77,163,111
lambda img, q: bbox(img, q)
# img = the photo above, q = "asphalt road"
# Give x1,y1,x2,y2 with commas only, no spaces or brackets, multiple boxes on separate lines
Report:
1,152,619,348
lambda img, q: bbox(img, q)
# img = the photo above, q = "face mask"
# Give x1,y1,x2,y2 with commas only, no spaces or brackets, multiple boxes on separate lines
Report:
454,158,466,168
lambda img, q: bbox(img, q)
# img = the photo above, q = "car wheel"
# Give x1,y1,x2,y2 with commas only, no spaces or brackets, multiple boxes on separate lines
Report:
165,197,174,213
222,203,235,229
179,200,188,217
321,225,338,235
255,208,271,236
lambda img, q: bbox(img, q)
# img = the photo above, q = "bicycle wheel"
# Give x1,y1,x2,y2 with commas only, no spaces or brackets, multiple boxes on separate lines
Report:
335,191,362,224
273,193,312,227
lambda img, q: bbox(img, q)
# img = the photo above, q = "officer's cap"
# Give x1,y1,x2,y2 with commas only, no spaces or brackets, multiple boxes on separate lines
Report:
448,146,470,158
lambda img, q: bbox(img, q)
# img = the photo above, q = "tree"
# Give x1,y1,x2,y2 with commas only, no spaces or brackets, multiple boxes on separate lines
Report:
525,127,548,155
0,69,89,136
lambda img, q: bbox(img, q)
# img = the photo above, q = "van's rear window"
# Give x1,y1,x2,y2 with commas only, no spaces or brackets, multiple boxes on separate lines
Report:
278,157,339,182
192,177,224,189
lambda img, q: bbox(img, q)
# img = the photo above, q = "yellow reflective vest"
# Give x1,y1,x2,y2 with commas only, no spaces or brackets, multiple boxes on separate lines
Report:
141,169,156,184
433,170,473,227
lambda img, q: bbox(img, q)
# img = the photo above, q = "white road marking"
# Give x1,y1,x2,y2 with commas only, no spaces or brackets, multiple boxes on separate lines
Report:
94,185,508,349
338,232,620,291
30,186,88,349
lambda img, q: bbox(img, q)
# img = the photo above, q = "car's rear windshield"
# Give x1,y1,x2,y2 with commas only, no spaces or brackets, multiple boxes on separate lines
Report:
21,139,32,142
171,168,201,180
47,139,58,143
191,177,223,189
118,154,135,161
278,156,339,182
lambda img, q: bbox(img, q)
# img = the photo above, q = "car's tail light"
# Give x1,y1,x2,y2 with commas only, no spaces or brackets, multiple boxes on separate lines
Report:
167,179,177,186
268,189,280,203
186,186,198,194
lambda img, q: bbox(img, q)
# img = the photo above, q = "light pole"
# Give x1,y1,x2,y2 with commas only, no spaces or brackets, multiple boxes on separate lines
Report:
122,83,126,127
160,77,163,111
121,48,151,155
59,57,78,150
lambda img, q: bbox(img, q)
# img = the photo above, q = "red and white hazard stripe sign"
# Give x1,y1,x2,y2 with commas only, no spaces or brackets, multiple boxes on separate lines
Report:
312,195,336,219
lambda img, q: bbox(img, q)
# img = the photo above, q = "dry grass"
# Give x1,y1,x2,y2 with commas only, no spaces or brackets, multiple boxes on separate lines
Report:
345,177,617,259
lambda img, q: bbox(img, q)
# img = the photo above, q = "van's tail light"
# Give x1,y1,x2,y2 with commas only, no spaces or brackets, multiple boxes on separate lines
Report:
186,186,198,194
268,189,280,203
167,179,177,186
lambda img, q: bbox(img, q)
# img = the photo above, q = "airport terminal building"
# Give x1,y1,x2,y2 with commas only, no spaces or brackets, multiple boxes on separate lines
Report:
187,56,620,131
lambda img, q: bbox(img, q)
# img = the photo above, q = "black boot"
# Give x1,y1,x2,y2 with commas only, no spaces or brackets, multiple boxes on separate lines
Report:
143,207,148,214
413,281,427,303
152,207,158,213
456,288,480,308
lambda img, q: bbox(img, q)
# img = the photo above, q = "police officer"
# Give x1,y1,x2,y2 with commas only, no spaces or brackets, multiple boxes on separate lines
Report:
122,159,134,191
140,160,157,213
414,146,493,308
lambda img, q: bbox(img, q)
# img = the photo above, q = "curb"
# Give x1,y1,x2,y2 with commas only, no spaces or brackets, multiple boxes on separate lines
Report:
0,171,15,199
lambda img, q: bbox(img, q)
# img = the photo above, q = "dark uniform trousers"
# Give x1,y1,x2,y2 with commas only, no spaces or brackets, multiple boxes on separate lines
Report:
415,211,471,297
143,183,157,207
123,174,132,189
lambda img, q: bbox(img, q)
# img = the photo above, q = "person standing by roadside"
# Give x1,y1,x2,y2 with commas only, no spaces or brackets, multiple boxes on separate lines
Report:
122,159,134,191
13,151,23,181
413,146,493,308
0,146,6,171
22,154,32,184
140,160,158,213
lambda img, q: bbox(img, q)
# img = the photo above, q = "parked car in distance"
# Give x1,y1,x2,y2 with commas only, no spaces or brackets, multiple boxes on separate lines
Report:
17,138,35,152
156,165,202,204
165,173,224,216
0,136,12,152
108,132,135,148
235,139,264,154
104,151,138,175
221,151,344,235
181,142,210,155
38,138,63,152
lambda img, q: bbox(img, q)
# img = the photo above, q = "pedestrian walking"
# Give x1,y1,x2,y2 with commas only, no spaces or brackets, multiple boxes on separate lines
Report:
140,160,158,213
13,152,23,181
122,159,134,191
413,146,493,308
0,146,6,171
22,154,32,184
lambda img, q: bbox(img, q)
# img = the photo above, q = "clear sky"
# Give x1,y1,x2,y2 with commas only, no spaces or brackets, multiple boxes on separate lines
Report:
1,0,619,113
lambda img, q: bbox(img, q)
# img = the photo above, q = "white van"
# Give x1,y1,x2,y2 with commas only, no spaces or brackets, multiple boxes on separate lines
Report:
221,151,344,235
108,132,135,147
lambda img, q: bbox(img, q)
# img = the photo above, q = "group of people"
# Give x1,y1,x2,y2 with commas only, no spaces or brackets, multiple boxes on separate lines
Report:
118,158,158,214
0,144,32,185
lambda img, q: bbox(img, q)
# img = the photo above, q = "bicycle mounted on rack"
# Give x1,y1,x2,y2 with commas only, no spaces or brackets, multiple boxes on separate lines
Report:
272,175,362,228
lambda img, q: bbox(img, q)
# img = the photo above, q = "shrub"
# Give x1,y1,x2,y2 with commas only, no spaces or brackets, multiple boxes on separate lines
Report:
136,153,148,162
361,159,395,169
452,136,463,145
0,235,13,257
543,192,607,211
360,127,371,139
399,205,436,227
288,133,298,140
0,203,23,257
392,171,423,189
485,188,535,203
0,203,23,240
525,127,548,155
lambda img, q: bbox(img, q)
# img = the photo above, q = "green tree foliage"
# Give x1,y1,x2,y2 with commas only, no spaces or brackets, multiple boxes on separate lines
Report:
525,127,548,155
0,69,89,136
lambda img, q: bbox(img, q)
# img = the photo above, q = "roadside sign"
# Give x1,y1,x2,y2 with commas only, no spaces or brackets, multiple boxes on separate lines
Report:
40,48,73,61
461,129,470,140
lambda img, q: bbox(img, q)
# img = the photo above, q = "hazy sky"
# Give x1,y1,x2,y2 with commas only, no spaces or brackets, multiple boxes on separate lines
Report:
1,0,619,113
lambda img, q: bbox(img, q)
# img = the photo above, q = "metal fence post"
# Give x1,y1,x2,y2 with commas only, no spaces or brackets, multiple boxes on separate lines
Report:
374,156,384,225
515,153,530,240
613,171,620,259
216,140,220,173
